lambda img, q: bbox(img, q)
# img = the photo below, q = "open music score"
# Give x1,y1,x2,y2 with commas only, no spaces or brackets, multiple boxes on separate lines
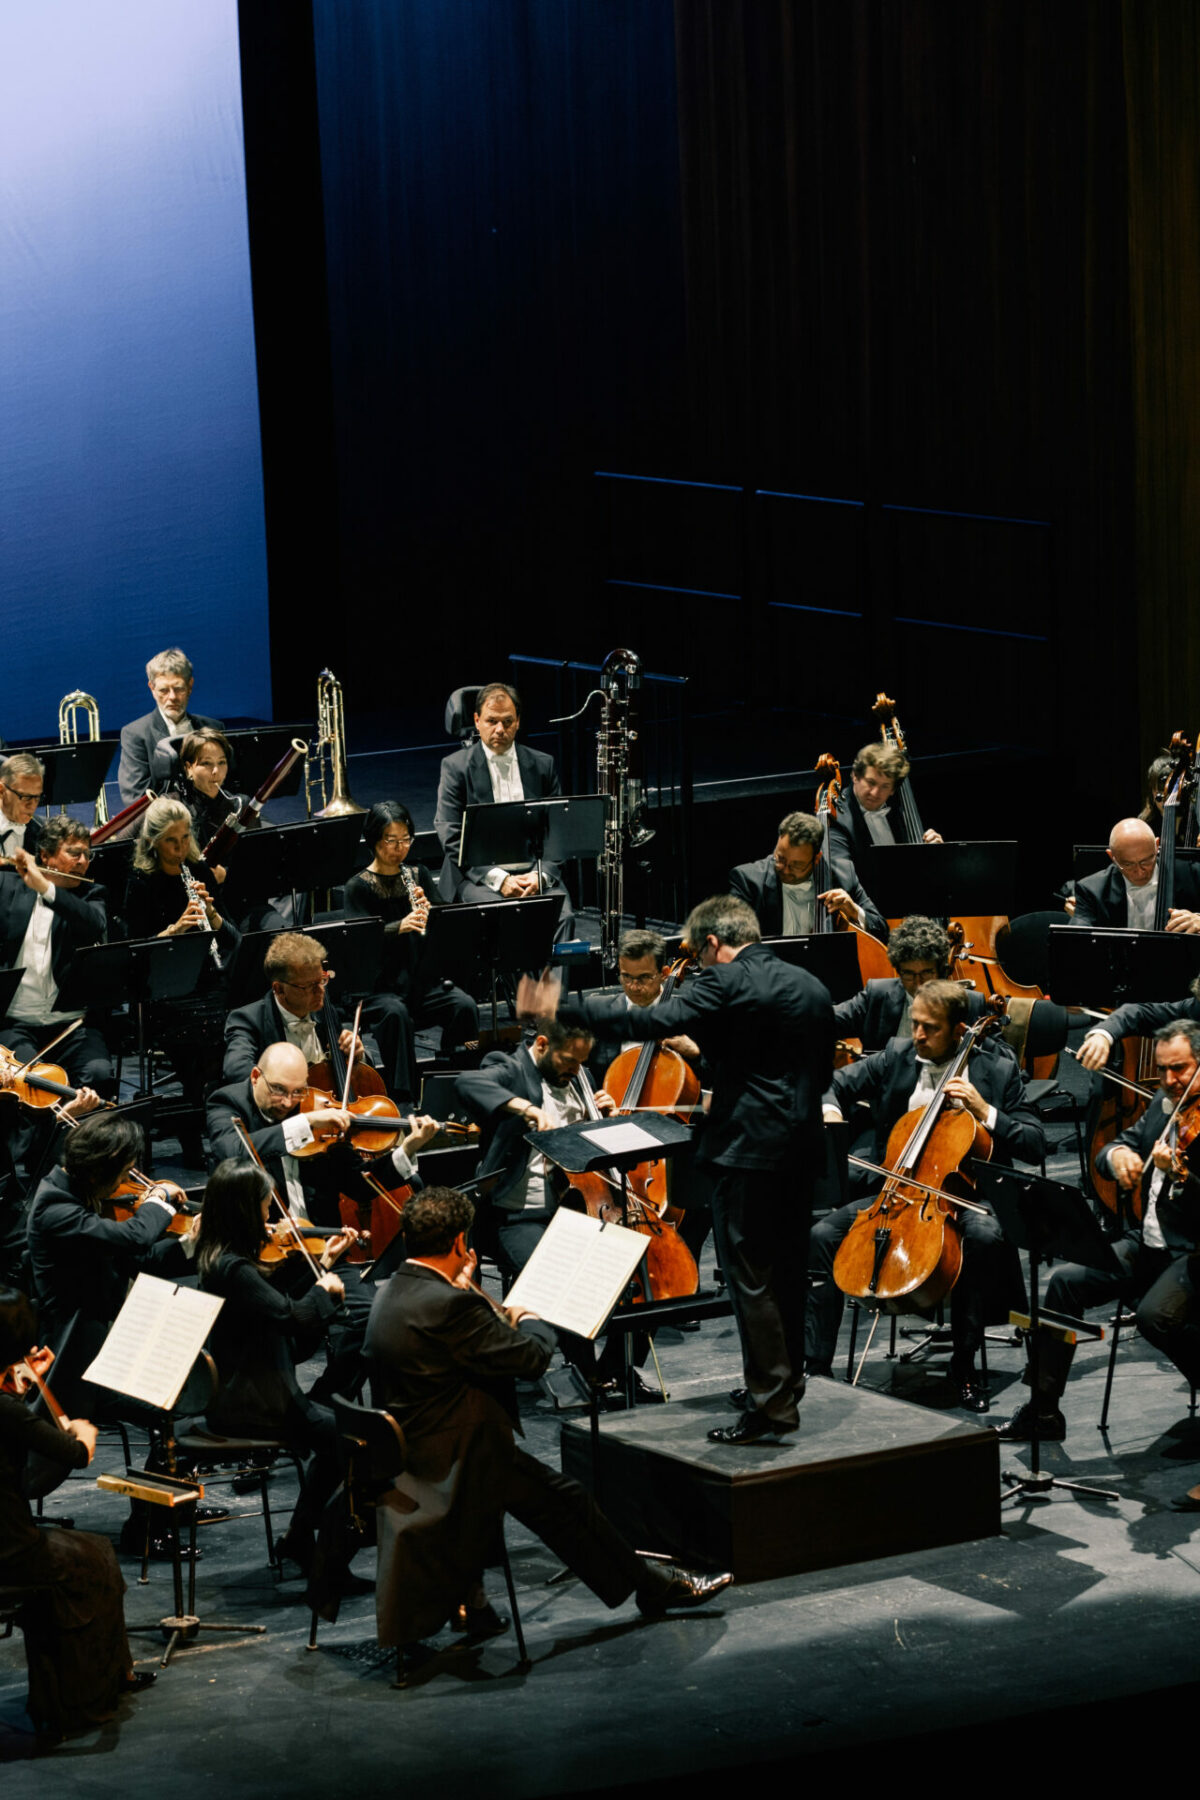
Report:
504,1208,649,1340
84,1273,223,1410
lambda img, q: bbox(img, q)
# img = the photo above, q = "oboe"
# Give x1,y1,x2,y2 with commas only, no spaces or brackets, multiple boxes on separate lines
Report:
181,862,222,966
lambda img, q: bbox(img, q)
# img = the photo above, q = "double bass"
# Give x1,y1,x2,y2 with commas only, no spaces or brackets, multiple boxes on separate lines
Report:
814,753,893,986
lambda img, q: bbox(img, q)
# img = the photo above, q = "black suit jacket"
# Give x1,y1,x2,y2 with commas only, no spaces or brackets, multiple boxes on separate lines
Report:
223,990,347,1085
1098,994,1200,1045
827,786,913,869
727,853,888,944
205,1075,395,1226
455,1045,550,1209
827,1035,1044,1167
0,875,106,999
117,707,223,806
366,1260,555,1643
433,741,561,901
565,941,835,1174
833,977,988,1052
1071,860,1200,929
1096,1096,1200,1248
0,817,42,863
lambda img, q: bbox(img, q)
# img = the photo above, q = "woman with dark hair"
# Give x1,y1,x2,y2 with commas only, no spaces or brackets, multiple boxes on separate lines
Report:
171,729,286,933
343,801,478,1105
193,1159,351,1573
0,1285,154,1739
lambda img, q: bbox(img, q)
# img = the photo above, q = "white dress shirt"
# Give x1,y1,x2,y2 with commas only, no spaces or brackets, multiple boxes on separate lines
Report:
1123,872,1158,930
861,805,896,846
8,885,82,1025
482,745,527,891
275,999,322,1066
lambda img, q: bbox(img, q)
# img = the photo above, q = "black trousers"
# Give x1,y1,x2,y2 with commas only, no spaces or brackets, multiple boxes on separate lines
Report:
500,1446,642,1608
458,872,574,942
710,1166,812,1428
364,981,478,1104
1048,1233,1200,1390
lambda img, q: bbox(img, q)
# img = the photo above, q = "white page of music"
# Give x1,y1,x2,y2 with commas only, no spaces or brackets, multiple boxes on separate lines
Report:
504,1207,647,1339
84,1274,224,1410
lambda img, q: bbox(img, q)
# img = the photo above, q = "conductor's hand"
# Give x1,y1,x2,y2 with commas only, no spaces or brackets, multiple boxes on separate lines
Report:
662,1034,701,1060
516,970,561,1020
1109,1146,1144,1189
1077,1031,1113,1073
943,1077,988,1121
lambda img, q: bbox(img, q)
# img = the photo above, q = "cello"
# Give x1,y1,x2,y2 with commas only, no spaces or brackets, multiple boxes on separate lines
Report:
814,753,893,986
600,954,701,1221
832,1011,1003,1373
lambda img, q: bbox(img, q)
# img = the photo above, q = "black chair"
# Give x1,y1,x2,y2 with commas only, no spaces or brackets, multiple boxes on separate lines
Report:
1010,1001,1090,1185
444,688,483,745
1098,1304,1198,1432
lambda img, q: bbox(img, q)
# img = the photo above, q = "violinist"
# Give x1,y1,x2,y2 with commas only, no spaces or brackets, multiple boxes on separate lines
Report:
344,801,478,1107
0,1285,155,1739
1069,818,1200,932
116,646,223,806
728,811,887,942
814,980,1043,1411
1000,1021,1200,1449
0,817,113,1099
0,1067,101,1290
171,727,286,933
827,742,943,868
0,751,46,860
518,895,835,1445
833,915,987,1053
193,1160,353,1576
222,932,365,1086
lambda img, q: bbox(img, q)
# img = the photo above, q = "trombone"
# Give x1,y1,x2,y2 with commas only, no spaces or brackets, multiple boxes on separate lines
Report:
305,669,364,818
58,691,109,828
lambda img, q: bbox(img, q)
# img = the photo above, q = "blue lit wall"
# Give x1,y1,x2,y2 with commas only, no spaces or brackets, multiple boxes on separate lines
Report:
0,1,270,746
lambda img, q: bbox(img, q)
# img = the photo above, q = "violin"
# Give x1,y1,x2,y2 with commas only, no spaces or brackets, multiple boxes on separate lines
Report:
103,1168,195,1237
832,1012,1003,1339
0,1344,70,1432
302,991,404,1156
814,753,893,984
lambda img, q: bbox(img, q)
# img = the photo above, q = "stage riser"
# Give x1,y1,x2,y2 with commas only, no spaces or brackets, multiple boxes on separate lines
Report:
562,1387,1000,1582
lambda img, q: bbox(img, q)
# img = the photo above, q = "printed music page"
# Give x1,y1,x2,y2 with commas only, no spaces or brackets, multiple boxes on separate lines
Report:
84,1274,223,1409
580,1120,661,1155
504,1208,648,1339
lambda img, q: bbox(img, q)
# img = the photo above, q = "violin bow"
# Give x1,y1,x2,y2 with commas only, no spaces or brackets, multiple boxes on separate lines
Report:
231,1116,324,1280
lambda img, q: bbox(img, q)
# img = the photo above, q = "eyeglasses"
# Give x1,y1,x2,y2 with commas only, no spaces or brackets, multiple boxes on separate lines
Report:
379,835,412,849
279,974,328,995
1113,855,1156,876
619,971,659,988
263,1081,308,1103
2,784,43,806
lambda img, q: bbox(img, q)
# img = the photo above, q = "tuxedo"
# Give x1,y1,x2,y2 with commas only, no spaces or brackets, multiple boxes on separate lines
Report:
0,874,112,1093
0,814,42,862
1070,860,1200,928
366,1262,641,1646
117,707,223,806
727,853,888,945
223,990,352,1086
827,785,913,869
433,741,569,927
455,1046,550,1212
833,977,988,1054
827,1034,1043,1169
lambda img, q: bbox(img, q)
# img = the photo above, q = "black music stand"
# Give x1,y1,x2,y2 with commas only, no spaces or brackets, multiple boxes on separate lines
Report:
57,936,212,1095
858,841,1019,923
423,896,563,1033
460,794,606,893
759,933,864,1005
219,725,311,799
227,815,365,918
35,740,119,810
529,1114,694,1429
87,839,136,905
226,917,384,1008
974,1162,1121,1505
1046,926,1200,1008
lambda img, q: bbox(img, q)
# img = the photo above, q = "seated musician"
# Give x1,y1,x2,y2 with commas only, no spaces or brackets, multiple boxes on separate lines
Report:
433,681,573,935
365,1186,731,1659
834,915,987,1053
223,931,367,1087
123,797,238,960
344,801,479,1107
999,1020,1200,1461
0,1285,155,1740
193,1159,354,1576
170,727,286,933
826,742,942,868
0,752,47,861
1077,971,1200,1073
0,817,114,1098
728,810,887,942
814,979,1043,1412
117,647,223,806
1069,817,1200,932
0,1073,101,1291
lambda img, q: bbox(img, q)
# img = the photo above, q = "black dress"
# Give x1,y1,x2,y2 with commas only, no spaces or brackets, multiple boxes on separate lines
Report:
181,790,286,933
0,1394,132,1737
123,861,240,1116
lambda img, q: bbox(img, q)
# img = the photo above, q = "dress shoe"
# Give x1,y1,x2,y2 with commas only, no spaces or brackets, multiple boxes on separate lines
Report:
956,1377,990,1415
994,1400,1066,1442
449,1601,510,1641
1170,1489,1200,1512
119,1670,157,1694
593,1374,666,1410
707,1411,795,1446
728,1380,806,1412
636,1563,734,1616
194,1502,230,1525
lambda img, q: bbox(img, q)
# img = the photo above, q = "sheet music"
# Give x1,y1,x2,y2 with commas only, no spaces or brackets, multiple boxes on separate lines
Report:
84,1273,223,1409
580,1121,661,1155
504,1208,648,1338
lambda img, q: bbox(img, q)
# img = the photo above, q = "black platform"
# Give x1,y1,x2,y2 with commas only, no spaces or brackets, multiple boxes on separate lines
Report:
561,1382,1000,1582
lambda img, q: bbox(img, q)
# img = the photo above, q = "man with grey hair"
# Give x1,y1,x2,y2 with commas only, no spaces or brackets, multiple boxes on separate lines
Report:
118,647,223,805
519,894,835,1444
729,809,887,941
1070,816,1200,932
0,753,46,860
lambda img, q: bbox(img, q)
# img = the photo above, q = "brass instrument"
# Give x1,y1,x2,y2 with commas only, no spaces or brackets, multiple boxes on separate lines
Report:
305,670,364,819
58,690,109,828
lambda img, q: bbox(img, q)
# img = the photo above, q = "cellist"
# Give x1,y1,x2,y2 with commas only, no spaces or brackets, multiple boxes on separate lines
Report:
814,980,1043,1412
728,810,888,941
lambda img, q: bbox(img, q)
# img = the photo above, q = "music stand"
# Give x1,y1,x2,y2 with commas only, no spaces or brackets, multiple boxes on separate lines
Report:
423,896,563,1034
1046,926,1200,1008
57,936,212,1095
226,917,384,1008
973,1162,1121,1505
229,815,365,918
35,741,119,810
858,841,1018,923
460,795,606,893
219,725,311,799
759,934,864,1004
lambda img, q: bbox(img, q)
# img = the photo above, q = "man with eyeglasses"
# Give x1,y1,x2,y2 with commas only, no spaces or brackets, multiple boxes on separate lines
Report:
117,647,223,805
728,811,887,943
0,753,47,861
833,915,987,1053
223,932,368,1086
1071,816,1200,933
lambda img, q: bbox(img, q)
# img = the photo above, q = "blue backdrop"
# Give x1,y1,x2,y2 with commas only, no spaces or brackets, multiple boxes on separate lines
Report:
0,0,270,748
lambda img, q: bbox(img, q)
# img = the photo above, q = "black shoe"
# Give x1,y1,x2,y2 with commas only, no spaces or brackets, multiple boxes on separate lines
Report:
956,1377,990,1415
119,1670,157,1694
194,1502,230,1525
592,1374,666,1410
729,1380,806,1412
449,1601,510,1641
636,1563,734,1617
1170,1490,1200,1512
994,1400,1066,1442
707,1411,795,1446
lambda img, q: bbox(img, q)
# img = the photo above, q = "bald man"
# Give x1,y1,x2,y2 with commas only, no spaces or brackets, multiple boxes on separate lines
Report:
1070,818,1200,934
